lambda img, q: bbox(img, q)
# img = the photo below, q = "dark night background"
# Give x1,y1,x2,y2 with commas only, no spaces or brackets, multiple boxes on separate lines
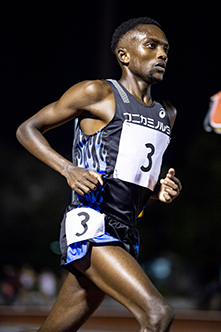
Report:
1,0,221,309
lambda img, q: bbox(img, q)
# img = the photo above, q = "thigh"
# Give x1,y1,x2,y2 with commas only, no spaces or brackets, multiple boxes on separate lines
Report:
72,245,167,321
38,272,105,332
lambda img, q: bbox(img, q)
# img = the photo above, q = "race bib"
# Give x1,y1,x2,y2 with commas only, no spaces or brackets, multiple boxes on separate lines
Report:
65,207,105,245
113,122,170,190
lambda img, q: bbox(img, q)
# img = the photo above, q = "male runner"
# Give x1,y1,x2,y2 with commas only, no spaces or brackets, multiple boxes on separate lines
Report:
17,17,182,332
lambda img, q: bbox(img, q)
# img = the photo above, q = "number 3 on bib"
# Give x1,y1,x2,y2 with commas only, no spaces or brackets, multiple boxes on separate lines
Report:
75,211,89,237
65,207,105,245
140,143,155,172
113,122,170,190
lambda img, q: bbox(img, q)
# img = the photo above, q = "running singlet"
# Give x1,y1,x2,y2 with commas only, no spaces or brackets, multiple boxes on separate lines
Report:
71,79,171,225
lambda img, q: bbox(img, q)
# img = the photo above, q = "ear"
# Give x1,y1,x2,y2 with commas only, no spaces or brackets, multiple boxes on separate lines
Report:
117,48,130,65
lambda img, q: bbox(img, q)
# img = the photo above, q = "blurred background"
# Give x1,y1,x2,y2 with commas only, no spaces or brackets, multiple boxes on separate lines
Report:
1,0,221,313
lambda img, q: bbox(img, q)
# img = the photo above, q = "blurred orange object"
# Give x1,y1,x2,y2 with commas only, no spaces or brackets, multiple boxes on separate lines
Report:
204,91,221,134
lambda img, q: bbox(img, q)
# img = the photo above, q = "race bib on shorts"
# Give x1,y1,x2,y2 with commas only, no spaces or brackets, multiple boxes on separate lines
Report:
113,122,170,190
65,207,105,245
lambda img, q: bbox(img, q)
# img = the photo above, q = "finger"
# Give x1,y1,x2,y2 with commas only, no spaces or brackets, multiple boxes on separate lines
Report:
74,180,98,195
76,171,103,194
78,178,98,192
70,176,97,194
165,187,179,198
168,176,182,191
163,192,172,203
70,178,90,194
74,188,85,196
78,170,100,187
166,175,182,191
166,169,182,190
160,178,178,191
167,168,175,177
160,181,180,199
88,170,103,186
175,179,182,191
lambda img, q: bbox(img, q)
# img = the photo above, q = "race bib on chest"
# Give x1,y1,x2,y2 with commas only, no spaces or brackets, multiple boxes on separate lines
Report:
113,122,170,190
65,207,105,245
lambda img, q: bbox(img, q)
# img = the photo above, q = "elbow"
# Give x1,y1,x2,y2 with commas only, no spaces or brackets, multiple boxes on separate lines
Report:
16,121,31,145
16,120,43,148
16,123,24,143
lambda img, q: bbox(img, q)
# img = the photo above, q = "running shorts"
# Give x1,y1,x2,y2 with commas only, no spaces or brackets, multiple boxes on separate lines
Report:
59,207,140,276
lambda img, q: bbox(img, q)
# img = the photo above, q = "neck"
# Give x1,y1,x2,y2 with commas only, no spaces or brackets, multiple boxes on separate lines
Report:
119,74,153,106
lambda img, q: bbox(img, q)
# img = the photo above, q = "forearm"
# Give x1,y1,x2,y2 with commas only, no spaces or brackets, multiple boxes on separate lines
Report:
16,121,103,196
16,121,73,177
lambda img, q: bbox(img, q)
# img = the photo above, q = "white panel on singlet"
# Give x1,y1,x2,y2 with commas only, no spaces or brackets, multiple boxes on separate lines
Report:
113,121,170,190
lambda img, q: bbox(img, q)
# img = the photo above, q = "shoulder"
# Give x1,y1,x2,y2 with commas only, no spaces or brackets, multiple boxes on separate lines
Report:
161,100,177,129
56,79,113,112
73,79,113,103
82,79,112,93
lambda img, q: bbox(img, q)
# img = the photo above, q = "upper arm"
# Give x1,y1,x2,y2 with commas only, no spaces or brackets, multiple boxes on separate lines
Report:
20,80,109,134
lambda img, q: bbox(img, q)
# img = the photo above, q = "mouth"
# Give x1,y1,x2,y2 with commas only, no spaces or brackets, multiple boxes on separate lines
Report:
154,62,166,72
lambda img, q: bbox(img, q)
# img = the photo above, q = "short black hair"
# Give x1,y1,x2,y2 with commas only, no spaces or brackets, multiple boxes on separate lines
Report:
111,17,161,54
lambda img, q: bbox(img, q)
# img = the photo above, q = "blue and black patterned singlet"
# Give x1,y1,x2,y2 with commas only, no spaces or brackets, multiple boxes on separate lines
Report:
60,79,171,268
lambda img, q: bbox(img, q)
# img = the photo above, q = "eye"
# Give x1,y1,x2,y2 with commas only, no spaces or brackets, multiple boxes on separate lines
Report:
164,47,169,55
146,42,156,49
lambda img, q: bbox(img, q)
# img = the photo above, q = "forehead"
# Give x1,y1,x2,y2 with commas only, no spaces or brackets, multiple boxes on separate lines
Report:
125,24,168,45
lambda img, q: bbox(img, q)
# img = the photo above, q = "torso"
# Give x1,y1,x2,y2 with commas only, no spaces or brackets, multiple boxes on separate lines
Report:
71,79,171,225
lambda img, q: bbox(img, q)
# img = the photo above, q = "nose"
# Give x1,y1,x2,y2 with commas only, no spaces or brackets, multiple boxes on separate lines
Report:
157,46,168,61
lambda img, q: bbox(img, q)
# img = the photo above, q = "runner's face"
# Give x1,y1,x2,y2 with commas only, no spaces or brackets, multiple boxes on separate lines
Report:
126,25,169,84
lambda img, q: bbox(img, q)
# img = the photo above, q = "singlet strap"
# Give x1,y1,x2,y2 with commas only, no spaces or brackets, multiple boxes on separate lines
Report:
107,79,130,104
